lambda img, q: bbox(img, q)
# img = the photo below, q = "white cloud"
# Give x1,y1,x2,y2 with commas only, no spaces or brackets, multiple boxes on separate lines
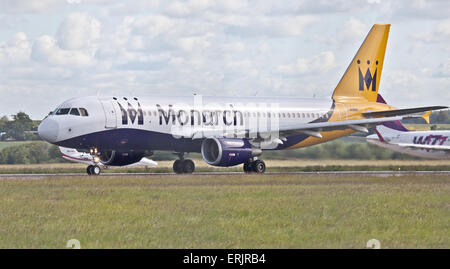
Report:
341,18,366,43
177,34,213,52
0,0,63,13
433,59,450,78
31,35,94,66
0,0,449,118
277,51,336,75
436,19,450,39
57,13,101,50
0,32,31,64
412,19,450,43
207,14,318,37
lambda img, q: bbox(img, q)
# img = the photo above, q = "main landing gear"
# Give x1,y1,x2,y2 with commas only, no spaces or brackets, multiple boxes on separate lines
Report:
243,159,266,173
87,147,101,176
173,153,195,174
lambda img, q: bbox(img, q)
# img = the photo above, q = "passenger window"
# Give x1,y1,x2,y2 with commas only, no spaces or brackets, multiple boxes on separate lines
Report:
56,108,70,115
79,108,89,116
69,108,80,116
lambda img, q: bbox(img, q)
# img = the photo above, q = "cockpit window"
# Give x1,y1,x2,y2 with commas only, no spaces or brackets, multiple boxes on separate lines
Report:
56,108,70,115
70,108,80,116
79,108,89,116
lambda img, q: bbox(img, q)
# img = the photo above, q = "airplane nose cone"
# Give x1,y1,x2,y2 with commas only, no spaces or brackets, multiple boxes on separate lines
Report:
38,118,59,143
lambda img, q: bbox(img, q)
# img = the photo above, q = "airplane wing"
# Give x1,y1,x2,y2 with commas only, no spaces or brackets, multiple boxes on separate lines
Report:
362,106,447,118
396,143,450,151
172,115,406,140
277,116,404,138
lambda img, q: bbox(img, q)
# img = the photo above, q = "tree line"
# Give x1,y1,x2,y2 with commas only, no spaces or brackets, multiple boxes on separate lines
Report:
0,112,40,141
0,142,62,164
0,140,419,165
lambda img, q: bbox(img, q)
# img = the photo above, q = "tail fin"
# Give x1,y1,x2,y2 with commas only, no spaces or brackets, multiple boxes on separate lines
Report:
332,24,390,103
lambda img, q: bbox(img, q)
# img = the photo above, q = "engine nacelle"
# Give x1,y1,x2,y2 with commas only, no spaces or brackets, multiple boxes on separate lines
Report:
100,150,145,166
201,138,261,167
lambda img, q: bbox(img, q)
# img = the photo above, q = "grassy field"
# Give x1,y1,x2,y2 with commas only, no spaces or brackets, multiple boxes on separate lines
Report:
0,174,448,248
0,159,450,174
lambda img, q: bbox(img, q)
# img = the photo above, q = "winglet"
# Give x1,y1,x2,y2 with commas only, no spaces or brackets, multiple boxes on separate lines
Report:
421,110,432,124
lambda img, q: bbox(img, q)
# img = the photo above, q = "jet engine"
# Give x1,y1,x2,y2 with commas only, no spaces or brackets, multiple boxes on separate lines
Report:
99,150,145,166
201,138,262,167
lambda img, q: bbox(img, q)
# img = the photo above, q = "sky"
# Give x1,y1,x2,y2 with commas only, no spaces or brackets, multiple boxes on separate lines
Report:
0,0,449,119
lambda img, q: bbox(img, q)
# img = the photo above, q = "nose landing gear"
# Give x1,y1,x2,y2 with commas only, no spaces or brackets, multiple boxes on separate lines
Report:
173,153,195,174
87,165,101,176
87,147,101,176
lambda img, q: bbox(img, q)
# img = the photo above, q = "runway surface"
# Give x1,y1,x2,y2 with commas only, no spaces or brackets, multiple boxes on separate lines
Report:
1,170,450,178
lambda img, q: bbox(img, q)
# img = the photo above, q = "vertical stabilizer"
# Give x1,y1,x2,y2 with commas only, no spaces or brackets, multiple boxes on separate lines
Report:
332,24,390,103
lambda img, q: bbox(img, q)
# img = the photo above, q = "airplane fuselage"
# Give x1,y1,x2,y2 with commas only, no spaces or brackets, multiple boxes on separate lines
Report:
367,130,450,159
38,95,392,152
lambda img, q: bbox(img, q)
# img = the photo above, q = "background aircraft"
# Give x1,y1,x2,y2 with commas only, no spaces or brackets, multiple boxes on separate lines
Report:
59,147,158,175
38,24,447,175
365,121,450,160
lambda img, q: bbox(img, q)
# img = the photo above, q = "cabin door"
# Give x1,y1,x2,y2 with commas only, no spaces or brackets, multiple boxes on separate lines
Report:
100,100,117,128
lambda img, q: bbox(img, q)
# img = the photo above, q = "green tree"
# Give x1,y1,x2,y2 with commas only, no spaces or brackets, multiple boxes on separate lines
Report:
0,116,8,140
430,110,450,124
4,112,34,141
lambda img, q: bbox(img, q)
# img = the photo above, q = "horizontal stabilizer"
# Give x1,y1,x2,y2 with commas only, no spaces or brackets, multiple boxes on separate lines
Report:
362,106,447,118
421,110,432,124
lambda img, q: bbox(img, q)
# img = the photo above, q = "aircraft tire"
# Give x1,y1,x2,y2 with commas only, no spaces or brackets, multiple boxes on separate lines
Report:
173,160,183,174
252,160,266,173
92,165,101,176
243,162,252,173
182,159,195,174
87,165,93,175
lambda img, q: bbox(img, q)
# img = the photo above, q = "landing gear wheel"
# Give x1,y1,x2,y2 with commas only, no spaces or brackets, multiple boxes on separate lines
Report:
87,165,93,175
173,159,195,174
92,165,101,175
243,162,252,173
182,159,195,174
173,160,183,174
87,165,101,176
252,160,266,173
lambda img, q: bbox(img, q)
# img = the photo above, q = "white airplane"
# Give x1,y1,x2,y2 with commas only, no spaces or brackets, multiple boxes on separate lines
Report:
365,120,450,160
38,24,447,175
59,147,158,175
